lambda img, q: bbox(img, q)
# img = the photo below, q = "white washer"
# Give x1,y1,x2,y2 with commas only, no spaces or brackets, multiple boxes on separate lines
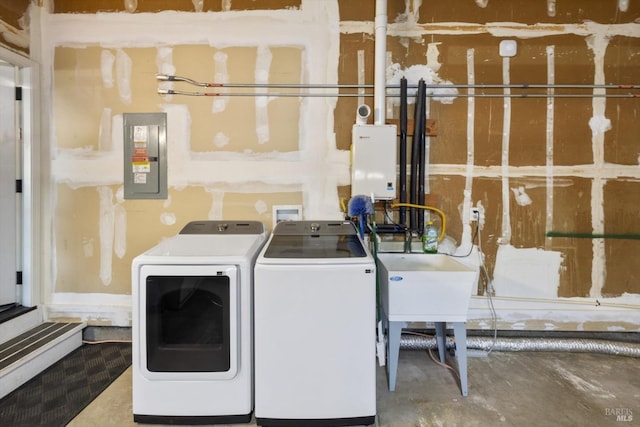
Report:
254,220,377,426
132,221,267,424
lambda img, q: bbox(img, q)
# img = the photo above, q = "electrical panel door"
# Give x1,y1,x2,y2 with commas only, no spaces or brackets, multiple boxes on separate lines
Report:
123,113,167,199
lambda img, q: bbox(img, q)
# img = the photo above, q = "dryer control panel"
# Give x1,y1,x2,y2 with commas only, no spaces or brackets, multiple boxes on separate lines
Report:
180,221,265,235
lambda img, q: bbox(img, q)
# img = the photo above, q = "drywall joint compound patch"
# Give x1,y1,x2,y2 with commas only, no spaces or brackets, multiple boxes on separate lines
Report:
97,186,115,286
115,49,132,104
387,63,458,105
212,51,229,113
492,245,562,299
586,33,610,299
100,50,115,88
500,56,512,245
357,49,366,107
255,45,272,144
156,47,175,101
455,47,477,255
464,48,475,226
545,45,555,250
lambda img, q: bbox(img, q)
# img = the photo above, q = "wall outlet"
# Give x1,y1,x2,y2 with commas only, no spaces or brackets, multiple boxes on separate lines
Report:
273,205,302,229
470,204,485,229
470,207,480,222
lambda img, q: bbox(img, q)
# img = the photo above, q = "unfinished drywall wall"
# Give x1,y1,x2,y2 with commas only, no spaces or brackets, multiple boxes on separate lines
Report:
0,0,30,54
37,0,640,329
337,0,640,330
42,1,341,324
52,0,301,14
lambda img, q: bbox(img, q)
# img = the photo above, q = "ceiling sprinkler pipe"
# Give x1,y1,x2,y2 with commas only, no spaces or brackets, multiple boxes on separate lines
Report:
400,334,640,357
374,0,388,125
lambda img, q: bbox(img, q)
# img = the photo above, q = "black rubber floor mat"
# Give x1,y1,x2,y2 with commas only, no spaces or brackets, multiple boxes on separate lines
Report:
0,342,131,427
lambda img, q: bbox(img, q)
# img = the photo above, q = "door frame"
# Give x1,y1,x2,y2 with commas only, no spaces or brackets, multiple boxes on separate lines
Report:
0,46,41,310
0,58,18,306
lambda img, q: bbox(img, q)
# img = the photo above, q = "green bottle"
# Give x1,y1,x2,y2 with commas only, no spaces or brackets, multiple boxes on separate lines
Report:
422,221,438,254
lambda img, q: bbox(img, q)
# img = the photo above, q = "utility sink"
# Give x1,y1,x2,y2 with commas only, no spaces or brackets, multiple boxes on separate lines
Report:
377,253,477,322
376,240,425,253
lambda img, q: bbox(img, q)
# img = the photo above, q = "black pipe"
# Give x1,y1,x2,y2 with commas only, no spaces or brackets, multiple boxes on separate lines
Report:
408,90,417,231
399,78,408,227
417,79,426,234
410,79,425,233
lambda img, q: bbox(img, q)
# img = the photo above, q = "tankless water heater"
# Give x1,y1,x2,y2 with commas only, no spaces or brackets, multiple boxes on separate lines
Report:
351,124,397,200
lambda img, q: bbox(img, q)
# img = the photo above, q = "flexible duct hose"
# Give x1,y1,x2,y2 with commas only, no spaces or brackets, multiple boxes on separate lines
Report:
401,334,640,357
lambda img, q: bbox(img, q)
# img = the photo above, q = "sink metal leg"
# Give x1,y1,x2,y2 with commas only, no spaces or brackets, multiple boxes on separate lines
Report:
386,321,405,391
434,322,446,363
386,319,467,396
452,322,468,397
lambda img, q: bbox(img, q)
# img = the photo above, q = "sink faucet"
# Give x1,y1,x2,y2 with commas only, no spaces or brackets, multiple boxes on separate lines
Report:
404,228,412,253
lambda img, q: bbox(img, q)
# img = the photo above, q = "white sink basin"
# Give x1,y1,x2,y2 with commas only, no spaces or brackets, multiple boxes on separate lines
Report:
376,240,424,253
377,253,477,322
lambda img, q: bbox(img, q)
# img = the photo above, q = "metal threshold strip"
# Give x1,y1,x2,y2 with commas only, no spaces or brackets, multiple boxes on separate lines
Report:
0,323,80,371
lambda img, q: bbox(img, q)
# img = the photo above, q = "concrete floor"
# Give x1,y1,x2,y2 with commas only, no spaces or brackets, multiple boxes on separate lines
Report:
67,348,639,427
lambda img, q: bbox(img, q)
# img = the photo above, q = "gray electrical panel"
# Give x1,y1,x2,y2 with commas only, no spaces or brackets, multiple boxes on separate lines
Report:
123,113,167,199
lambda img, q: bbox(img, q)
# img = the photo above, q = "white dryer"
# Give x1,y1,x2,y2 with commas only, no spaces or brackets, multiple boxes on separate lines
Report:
254,220,377,427
131,220,267,424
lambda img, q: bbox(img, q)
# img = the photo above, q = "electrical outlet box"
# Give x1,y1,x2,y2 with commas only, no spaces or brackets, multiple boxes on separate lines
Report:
272,205,302,229
123,113,167,199
470,205,485,228
351,124,397,200
470,207,480,222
